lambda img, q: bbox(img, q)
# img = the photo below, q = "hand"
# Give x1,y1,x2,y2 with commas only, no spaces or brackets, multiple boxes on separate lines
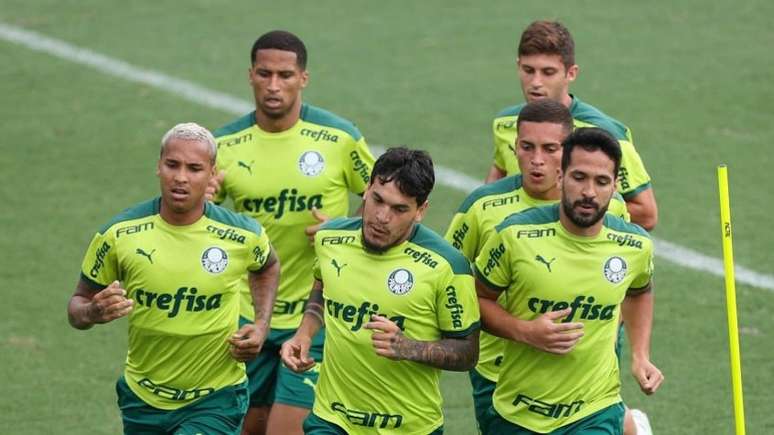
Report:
205,170,225,202
280,334,315,372
522,308,584,354
304,207,330,245
88,281,133,324
631,356,663,395
364,315,405,360
228,323,266,362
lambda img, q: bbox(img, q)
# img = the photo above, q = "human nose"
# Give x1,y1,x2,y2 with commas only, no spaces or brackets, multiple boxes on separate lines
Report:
267,74,280,92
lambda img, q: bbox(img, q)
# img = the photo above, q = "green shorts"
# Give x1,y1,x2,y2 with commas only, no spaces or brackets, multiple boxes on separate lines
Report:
303,412,444,435
480,402,624,435
240,316,324,409
469,368,497,429
115,376,248,435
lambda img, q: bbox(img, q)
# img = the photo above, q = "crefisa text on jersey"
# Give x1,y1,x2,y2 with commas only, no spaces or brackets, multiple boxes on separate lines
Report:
206,225,246,244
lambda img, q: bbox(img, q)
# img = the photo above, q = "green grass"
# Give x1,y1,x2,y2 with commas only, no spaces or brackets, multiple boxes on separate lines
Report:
2,1,773,433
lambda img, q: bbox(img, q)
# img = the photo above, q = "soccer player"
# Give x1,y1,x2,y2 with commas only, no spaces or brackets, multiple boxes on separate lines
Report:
208,30,375,435
485,20,658,231
280,147,480,434
475,128,663,434
67,123,280,434
444,99,630,429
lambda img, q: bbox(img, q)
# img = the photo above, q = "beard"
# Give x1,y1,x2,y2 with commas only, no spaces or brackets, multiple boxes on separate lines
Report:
361,226,391,253
561,194,608,228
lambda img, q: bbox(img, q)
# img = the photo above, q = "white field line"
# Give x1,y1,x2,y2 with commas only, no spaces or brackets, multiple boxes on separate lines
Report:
3,22,772,291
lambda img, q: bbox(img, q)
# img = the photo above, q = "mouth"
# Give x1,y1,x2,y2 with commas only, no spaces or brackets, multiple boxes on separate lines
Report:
528,170,545,182
170,187,189,201
527,90,545,100
263,97,282,108
574,201,598,214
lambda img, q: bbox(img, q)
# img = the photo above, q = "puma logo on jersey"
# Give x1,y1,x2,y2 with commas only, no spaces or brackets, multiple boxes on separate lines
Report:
303,377,316,389
136,248,155,264
331,259,347,277
534,255,555,272
238,160,254,175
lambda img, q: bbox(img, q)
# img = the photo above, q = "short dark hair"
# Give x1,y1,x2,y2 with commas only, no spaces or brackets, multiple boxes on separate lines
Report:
518,20,575,69
250,30,307,69
517,99,574,133
370,147,435,205
561,127,622,176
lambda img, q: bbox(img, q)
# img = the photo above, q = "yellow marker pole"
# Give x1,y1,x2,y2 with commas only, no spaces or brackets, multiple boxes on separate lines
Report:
717,164,746,435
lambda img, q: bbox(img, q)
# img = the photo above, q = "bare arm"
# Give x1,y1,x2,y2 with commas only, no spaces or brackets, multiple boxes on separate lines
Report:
249,249,280,331
228,249,280,362
475,277,583,354
67,279,133,330
484,164,507,184
280,280,325,372
622,283,663,394
365,315,479,371
625,188,658,231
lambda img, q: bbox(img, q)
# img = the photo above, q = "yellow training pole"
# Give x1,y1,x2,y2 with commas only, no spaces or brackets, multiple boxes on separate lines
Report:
717,164,746,434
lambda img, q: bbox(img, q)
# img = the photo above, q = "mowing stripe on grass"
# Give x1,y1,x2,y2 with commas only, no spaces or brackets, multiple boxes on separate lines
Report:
2,22,772,291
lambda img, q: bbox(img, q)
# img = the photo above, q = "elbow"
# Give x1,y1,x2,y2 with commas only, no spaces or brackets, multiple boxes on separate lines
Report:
639,213,658,231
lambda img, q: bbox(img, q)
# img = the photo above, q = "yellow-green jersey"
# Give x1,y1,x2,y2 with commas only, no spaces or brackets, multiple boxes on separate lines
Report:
312,218,480,434
213,103,375,328
79,198,272,410
492,95,651,200
474,204,653,433
444,175,630,383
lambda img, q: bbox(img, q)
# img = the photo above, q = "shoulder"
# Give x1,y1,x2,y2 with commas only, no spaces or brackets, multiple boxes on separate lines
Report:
603,214,650,239
571,97,629,140
319,216,363,232
300,103,363,141
213,112,256,138
410,224,471,275
204,202,263,236
98,198,160,235
495,204,560,233
457,175,522,213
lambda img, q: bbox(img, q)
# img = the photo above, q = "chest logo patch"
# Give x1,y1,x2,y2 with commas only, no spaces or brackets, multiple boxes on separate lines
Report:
298,151,325,176
202,247,229,274
603,256,627,284
387,268,414,295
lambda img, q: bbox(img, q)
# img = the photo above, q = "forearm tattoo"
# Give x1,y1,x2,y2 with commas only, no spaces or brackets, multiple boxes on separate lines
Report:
304,286,325,327
393,330,479,371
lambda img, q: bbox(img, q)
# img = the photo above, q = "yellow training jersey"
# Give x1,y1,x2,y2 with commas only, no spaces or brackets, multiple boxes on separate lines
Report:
474,204,653,433
312,218,480,434
213,103,375,328
491,95,651,200
444,175,629,383
80,198,272,410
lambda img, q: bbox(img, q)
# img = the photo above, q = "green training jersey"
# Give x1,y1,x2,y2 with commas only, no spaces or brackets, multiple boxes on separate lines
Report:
444,175,630,383
312,218,480,434
491,95,651,200
473,204,653,433
79,198,272,410
213,103,375,328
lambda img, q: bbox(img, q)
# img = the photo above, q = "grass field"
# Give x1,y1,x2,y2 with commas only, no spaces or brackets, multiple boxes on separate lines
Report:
2,1,773,433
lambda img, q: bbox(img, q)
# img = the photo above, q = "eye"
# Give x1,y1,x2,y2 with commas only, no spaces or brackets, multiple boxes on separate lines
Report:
279,71,294,79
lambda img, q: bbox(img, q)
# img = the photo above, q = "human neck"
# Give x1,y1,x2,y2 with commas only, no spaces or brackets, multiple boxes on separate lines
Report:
560,93,573,108
558,207,603,237
522,184,560,201
254,100,302,133
159,201,205,226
